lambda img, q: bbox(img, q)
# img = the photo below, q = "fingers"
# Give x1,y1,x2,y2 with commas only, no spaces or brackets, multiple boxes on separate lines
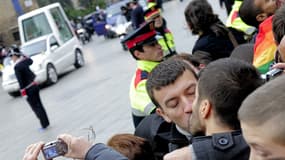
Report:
57,134,92,159
272,63,285,70
23,142,44,160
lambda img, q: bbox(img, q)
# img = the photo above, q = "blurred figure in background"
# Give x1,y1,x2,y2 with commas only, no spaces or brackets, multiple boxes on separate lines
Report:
121,5,132,22
129,0,145,29
184,0,245,61
144,5,176,59
9,47,50,130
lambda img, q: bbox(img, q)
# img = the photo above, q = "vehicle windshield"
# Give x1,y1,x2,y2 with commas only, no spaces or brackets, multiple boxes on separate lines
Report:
106,5,121,16
21,40,47,56
116,15,127,25
22,13,52,42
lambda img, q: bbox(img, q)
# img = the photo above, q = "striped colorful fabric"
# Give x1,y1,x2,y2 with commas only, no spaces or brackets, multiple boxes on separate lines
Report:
253,16,277,74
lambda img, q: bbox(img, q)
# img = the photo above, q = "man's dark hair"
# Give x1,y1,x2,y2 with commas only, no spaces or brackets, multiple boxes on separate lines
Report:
239,0,263,28
273,5,285,44
184,0,228,36
129,45,144,60
239,75,285,145
192,50,213,65
197,58,263,129
171,53,200,68
146,59,198,107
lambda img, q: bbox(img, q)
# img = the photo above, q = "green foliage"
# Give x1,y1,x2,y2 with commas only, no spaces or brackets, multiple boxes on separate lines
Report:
78,0,106,9
37,0,73,8
36,0,106,20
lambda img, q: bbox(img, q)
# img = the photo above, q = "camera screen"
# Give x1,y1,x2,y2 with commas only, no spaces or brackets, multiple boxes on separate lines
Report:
43,146,59,159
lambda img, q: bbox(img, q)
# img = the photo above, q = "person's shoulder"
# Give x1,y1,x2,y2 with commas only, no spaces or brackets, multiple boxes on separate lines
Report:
192,131,249,159
135,113,171,138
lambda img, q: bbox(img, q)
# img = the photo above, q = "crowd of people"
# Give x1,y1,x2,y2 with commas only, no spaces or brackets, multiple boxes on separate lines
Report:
21,0,285,159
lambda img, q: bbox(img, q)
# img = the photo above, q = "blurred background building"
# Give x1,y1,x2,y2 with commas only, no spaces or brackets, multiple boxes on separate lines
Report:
0,0,39,46
0,0,109,46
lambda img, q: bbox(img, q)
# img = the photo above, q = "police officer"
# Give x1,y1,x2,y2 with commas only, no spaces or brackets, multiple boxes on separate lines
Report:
144,5,176,59
122,21,163,127
10,47,50,130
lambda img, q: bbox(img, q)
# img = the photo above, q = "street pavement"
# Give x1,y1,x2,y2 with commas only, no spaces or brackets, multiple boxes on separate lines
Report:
0,0,227,159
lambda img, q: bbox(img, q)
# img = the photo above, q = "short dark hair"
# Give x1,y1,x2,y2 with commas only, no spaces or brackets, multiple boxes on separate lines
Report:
129,45,144,60
239,75,285,145
107,134,155,160
197,58,263,129
239,0,263,28
273,5,285,44
184,0,227,36
171,53,200,68
192,50,213,65
146,59,198,107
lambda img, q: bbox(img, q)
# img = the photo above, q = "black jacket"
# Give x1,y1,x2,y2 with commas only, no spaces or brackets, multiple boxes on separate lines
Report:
192,27,245,61
131,5,145,29
14,57,35,89
135,113,189,160
192,131,249,160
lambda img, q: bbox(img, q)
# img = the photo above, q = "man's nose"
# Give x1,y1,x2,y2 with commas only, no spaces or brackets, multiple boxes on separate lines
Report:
182,97,193,113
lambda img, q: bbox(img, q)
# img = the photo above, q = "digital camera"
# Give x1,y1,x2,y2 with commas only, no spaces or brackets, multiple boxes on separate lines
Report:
262,68,283,82
42,140,68,160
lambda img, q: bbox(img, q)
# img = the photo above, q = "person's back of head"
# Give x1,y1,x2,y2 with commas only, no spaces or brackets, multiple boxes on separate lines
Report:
239,75,285,159
239,0,263,28
240,0,278,28
107,134,155,160
192,50,213,66
170,53,201,72
197,58,263,130
230,43,254,63
273,5,285,44
184,0,227,36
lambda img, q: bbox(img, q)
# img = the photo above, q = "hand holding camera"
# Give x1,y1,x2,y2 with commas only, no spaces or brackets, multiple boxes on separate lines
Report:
23,134,94,160
42,140,67,160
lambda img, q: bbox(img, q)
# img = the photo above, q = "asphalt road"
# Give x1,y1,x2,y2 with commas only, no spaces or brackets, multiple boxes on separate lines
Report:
0,0,227,159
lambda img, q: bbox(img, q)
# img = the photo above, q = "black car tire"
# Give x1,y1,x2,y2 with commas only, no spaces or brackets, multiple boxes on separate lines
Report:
74,49,85,68
46,64,58,85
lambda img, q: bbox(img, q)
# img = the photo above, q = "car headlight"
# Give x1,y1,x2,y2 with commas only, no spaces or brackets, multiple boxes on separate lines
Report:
105,24,111,29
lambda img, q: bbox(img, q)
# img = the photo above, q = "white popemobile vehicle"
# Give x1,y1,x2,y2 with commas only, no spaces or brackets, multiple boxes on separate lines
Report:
2,3,84,97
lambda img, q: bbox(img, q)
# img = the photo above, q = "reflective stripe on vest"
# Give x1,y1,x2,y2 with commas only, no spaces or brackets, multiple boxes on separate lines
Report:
226,1,255,35
157,30,176,57
130,61,159,116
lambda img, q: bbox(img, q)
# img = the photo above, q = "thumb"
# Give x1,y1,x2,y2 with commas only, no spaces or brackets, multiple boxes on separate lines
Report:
272,63,285,70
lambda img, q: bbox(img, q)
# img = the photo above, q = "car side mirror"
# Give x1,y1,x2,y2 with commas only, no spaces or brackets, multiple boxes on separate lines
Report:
50,44,59,52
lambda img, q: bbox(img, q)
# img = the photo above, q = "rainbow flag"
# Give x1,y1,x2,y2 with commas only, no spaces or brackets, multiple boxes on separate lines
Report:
253,16,277,74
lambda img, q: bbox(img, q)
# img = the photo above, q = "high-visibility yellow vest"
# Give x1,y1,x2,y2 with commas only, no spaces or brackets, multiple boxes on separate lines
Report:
226,1,255,35
130,60,159,116
156,29,176,57
148,2,156,8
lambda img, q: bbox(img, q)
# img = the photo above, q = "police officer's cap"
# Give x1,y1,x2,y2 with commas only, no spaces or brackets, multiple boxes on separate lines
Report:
144,5,160,20
122,21,156,50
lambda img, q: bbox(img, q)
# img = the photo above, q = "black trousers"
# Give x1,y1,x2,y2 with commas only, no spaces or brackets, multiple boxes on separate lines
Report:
26,85,50,128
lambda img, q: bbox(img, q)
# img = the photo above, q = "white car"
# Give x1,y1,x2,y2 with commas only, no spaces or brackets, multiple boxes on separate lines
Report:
1,34,84,97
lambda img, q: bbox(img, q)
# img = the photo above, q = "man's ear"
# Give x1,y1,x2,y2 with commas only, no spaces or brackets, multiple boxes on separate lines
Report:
256,13,268,23
133,50,143,59
156,108,172,123
199,99,211,119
